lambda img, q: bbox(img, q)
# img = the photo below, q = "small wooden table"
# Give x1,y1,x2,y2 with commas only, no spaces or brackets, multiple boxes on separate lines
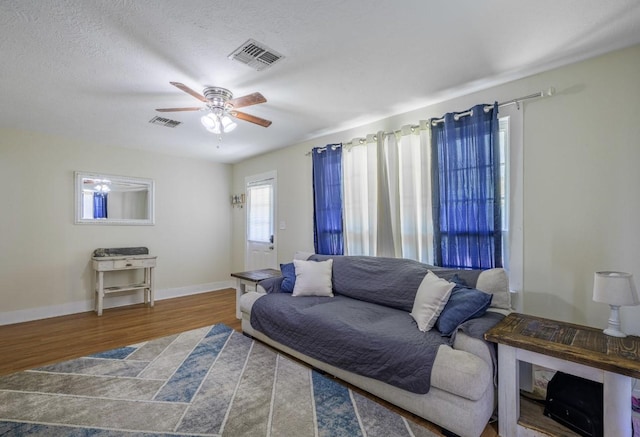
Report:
231,269,281,319
485,312,640,437
92,254,157,316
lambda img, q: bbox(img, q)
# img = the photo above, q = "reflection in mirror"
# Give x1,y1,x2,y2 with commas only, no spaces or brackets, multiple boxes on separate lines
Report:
75,171,154,225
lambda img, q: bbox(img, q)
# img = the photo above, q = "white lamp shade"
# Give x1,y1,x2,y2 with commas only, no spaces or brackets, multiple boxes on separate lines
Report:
221,115,237,132
201,113,222,134
593,271,639,306
201,113,217,129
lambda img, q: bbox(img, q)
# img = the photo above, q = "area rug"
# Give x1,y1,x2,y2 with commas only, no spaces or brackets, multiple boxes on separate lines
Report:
0,324,438,436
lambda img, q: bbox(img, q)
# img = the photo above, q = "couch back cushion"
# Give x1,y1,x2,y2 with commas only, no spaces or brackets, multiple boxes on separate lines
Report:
309,255,511,312
475,267,511,309
309,255,430,311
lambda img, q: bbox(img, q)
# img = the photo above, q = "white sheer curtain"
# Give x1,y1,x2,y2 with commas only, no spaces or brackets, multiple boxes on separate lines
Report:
343,134,378,255
342,122,433,263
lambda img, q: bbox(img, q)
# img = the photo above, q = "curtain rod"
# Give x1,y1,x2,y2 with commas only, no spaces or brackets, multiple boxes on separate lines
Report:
430,87,556,125
308,87,555,153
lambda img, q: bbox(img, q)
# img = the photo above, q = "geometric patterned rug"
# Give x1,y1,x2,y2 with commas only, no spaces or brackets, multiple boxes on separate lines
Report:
0,324,438,436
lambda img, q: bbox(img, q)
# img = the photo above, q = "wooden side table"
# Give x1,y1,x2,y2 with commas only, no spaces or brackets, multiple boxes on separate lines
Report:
231,268,281,319
485,312,640,437
92,255,157,316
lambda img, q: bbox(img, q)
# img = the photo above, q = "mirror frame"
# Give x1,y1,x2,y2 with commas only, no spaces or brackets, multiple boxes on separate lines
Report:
74,171,155,225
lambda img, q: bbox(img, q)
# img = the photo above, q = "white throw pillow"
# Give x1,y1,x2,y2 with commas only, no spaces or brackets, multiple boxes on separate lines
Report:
292,259,334,297
410,271,455,332
476,268,511,310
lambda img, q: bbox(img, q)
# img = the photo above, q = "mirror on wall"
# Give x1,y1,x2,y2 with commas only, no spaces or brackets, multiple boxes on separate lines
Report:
75,171,155,225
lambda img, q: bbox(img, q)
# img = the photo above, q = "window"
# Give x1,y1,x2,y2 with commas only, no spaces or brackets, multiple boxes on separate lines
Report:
499,116,510,271
245,172,277,271
341,128,432,262
247,182,273,243
496,105,524,305
430,104,502,269
338,107,520,286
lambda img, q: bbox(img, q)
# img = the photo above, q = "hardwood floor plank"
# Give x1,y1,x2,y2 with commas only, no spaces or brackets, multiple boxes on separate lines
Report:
0,287,497,436
0,289,240,376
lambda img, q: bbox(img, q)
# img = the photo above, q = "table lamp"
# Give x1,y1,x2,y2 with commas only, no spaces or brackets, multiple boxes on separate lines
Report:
593,271,639,337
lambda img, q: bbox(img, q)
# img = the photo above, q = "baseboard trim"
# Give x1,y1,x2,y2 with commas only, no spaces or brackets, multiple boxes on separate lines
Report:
0,280,234,326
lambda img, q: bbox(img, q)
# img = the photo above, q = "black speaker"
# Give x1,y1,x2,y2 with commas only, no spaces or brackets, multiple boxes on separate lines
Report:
544,371,603,437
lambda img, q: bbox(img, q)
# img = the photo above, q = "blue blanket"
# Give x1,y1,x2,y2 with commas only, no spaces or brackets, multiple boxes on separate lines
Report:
252,255,503,394
250,293,449,394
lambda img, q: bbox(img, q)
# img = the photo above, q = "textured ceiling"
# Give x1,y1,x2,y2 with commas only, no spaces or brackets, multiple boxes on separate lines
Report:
1,0,640,163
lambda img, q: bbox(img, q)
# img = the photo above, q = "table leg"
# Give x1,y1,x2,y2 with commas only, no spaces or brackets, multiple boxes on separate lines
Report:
143,267,149,305
149,266,155,308
235,278,246,319
603,371,631,436
497,344,519,437
96,271,104,316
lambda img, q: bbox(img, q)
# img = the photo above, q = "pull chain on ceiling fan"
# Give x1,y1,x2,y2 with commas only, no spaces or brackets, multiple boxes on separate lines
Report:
156,82,272,134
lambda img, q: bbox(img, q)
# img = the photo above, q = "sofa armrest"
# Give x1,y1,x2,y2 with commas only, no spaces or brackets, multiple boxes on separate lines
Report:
240,291,265,336
240,290,264,314
431,344,492,400
452,332,493,367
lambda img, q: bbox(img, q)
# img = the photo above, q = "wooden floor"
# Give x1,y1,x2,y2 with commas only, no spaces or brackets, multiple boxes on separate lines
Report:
0,288,498,437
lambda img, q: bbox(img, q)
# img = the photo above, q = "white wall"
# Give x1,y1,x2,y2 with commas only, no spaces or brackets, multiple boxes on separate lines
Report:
232,44,640,334
0,129,233,324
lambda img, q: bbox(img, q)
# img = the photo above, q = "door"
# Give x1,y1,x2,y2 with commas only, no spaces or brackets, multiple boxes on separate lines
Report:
245,171,277,270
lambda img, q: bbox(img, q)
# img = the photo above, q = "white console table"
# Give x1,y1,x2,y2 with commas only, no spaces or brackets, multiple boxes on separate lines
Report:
92,254,157,316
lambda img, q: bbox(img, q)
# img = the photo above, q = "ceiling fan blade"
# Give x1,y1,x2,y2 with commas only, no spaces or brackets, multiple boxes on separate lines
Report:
155,107,202,112
228,92,267,108
170,81,207,102
232,111,272,127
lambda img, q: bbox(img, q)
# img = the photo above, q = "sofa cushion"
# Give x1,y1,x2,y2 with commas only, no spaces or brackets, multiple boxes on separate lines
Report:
429,268,483,288
476,268,510,309
310,255,430,311
292,259,334,297
432,267,510,310
308,254,510,311
279,262,296,293
435,287,493,336
410,271,455,332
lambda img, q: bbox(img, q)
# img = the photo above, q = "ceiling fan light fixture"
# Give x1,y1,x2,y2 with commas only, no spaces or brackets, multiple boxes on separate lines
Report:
201,113,219,129
202,111,237,134
158,82,272,130
221,115,237,132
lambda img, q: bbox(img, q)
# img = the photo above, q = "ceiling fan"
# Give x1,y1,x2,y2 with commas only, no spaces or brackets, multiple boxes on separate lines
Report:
156,82,272,134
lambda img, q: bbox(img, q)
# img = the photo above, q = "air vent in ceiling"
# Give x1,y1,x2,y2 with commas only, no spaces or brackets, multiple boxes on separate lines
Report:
149,116,181,128
228,38,284,71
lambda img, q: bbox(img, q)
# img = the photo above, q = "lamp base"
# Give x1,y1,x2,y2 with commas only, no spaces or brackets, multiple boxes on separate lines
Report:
603,304,627,338
603,327,627,338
